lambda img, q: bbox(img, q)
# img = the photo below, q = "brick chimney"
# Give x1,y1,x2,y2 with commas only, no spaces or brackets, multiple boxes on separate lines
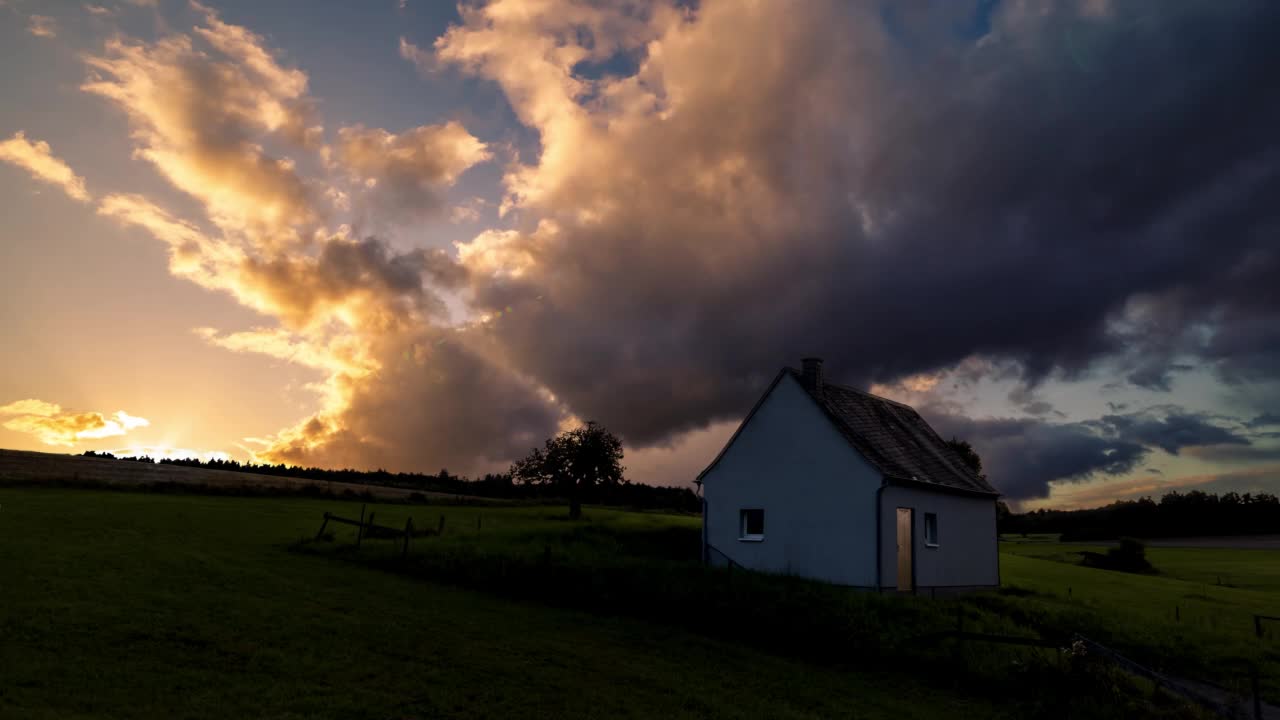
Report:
800,357,824,395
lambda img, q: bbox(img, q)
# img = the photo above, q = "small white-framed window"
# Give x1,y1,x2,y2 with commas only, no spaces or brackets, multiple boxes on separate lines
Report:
924,512,939,547
739,508,765,541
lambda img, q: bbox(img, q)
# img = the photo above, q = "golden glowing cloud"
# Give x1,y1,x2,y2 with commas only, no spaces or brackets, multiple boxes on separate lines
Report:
64,7,522,472
109,445,232,462
0,400,150,447
0,132,92,202
0,399,62,417
82,26,319,239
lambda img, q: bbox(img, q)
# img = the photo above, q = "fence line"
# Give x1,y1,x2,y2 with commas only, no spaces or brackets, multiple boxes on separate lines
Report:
914,628,1267,719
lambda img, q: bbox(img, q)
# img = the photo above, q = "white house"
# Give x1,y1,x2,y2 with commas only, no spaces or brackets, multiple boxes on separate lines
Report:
697,358,1000,593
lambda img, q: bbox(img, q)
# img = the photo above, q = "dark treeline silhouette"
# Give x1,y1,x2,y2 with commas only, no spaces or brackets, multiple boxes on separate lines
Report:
1003,490,1280,540
80,450,699,512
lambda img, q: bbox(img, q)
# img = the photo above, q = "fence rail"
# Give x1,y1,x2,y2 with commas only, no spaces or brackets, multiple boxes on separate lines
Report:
315,505,444,559
703,543,744,570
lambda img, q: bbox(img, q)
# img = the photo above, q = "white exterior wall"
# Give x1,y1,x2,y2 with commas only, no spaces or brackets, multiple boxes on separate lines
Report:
878,485,998,590
701,374,882,586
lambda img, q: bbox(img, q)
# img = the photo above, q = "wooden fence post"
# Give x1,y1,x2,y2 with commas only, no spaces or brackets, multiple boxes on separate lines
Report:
953,605,964,674
315,512,331,540
1252,665,1262,720
402,517,413,560
356,503,367,547
437,515,446,535
1256,615,1264,639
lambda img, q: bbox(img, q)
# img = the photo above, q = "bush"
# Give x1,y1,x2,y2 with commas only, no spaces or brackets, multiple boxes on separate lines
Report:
1080,537,1155,574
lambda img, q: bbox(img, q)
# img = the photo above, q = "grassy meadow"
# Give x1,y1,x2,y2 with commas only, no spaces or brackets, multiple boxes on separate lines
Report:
0,488,995,720
994,536,1280,702
2,487,1275,718
1000,536,1280,593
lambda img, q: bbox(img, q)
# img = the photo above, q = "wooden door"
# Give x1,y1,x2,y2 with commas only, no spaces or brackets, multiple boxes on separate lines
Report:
896,507,913,592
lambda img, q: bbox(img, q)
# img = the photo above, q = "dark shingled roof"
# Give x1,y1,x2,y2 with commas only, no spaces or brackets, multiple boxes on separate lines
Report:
783,368,998,496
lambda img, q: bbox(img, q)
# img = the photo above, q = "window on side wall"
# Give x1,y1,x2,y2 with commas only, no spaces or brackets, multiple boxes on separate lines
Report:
924,512,939,547
739,509,764,541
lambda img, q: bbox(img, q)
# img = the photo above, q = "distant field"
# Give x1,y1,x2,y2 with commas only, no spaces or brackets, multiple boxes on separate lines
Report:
1001,537,1280,592
0,448,473,501
0,488,997,720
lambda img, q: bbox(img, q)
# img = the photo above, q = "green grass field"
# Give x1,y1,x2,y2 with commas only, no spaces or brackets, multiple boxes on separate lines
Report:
995,538,1280,703
0,488,995,720
3,488,1273,718
1000,537,1280,593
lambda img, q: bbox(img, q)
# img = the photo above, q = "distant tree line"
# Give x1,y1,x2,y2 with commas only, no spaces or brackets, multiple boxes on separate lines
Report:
1002,490,1280,540
80,446,699,513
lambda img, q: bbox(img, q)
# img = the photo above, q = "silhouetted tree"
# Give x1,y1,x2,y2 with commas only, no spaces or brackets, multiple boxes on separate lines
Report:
76,432,703,512
945,437,984,478
510,421,626,519
995,500,1012,533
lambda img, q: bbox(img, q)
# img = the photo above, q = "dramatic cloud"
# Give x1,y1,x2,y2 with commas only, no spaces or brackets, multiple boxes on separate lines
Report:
331,122,490,222
928,412,1148,501
14,0,1279,492
0,400,149,447
82,3,324,242
0,132,92,202
927,404,1259,500
1247,413,1280,428
73,5,561,473
0,400,62,417
1092,408,1250,455
1039,464,1280,510
433,0,1280,458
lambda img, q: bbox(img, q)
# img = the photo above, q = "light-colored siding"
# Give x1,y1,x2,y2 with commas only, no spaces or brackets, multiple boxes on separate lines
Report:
701,374,882,586
878,485,998,590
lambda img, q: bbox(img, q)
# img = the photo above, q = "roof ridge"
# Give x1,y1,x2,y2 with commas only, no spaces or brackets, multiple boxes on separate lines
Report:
824,382,916,410
710,366,999,496
782,367,917,410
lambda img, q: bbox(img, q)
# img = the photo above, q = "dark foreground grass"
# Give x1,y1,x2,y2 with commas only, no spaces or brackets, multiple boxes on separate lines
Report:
298,503,1216,718
1,488,1000,720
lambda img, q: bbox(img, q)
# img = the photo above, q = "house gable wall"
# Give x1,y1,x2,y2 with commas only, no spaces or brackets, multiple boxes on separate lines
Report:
701,374,881,586
878,485,998,590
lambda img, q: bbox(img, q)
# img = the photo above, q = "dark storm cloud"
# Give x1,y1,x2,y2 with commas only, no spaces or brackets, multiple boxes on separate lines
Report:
1093,409,1251,455
266,330,563,473
1008,385,1063,417
1185,444,1280,464
926,411,1148,501
925,404,1257,500
450,0,1280,452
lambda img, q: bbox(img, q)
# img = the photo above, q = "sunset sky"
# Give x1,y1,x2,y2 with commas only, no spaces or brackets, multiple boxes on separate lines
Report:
2,0,1278,510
